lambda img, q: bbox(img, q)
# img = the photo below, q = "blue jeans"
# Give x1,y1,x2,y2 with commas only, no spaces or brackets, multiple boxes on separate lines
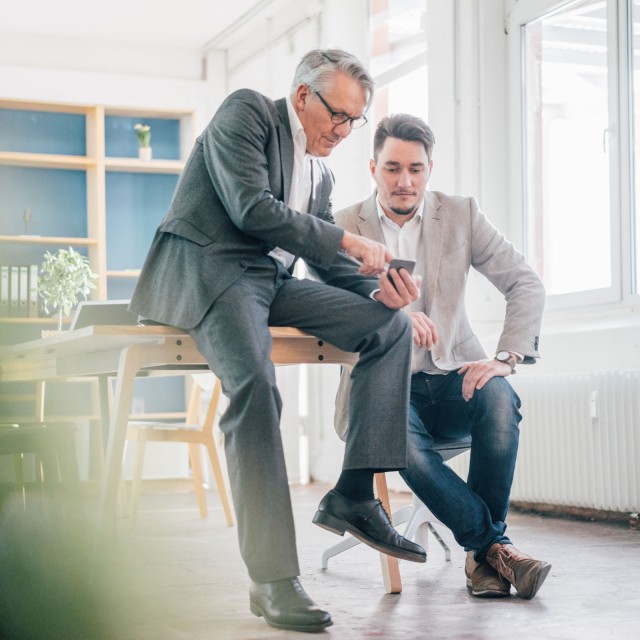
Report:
400,370,521,558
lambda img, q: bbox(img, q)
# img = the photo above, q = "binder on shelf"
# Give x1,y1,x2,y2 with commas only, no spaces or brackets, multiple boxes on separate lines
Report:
28,264,39,318
0,265,9,317
9,266,19,317
18,266,29,318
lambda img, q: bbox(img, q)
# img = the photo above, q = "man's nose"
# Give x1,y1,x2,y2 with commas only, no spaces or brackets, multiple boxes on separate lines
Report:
398,170,412,186
333,120,352,138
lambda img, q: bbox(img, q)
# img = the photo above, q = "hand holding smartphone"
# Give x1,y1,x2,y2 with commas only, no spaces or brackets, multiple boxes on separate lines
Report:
387,258,417,291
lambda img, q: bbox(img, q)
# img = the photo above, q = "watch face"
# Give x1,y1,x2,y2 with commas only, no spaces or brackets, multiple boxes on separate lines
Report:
496,351,510,361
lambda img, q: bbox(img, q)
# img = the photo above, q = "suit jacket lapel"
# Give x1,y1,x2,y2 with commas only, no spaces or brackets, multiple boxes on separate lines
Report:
275,98,293,206
358,192,386,244
423,190,444,313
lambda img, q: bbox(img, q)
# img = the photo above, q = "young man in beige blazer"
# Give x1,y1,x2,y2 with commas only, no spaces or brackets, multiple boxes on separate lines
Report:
334,113,551,599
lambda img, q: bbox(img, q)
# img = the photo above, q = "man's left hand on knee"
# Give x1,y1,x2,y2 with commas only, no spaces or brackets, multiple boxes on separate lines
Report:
458,359,512,401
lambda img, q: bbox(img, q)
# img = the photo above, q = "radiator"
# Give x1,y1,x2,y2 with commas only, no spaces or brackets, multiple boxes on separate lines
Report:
448,370,640,513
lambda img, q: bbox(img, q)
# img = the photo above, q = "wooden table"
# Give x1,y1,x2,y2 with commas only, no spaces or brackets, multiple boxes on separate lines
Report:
0,324,403,592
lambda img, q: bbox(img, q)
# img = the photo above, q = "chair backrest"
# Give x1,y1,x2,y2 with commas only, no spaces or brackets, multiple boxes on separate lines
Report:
184,374,223,436
199,377,222,437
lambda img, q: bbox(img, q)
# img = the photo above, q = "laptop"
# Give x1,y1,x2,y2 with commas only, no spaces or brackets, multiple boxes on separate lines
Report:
69,300,139,331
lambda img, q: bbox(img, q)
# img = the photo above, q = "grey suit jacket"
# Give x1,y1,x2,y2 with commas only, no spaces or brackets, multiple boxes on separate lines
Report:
333,190,545,438
130,89,376,329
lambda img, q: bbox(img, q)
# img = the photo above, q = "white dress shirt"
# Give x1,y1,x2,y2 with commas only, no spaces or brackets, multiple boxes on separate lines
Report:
268,97,316,269
376,197,446,375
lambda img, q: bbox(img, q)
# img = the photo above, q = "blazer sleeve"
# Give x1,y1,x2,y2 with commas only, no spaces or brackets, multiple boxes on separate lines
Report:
201,90,344,270
468,197,545,362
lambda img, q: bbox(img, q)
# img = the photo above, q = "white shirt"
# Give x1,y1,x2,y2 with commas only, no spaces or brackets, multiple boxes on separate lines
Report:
376,196,444,375
268,97,316,269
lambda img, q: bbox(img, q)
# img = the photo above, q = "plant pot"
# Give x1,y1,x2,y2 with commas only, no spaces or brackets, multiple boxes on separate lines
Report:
138,146,152,161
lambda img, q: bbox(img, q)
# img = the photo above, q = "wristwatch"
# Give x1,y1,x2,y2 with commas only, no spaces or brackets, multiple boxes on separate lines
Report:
495,350,517,374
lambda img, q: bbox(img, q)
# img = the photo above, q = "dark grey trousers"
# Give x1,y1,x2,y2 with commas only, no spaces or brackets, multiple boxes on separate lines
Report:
189,256,412,583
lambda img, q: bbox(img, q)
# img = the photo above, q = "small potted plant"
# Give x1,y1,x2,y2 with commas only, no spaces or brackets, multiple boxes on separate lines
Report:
134,123,152,161
38,247,99,331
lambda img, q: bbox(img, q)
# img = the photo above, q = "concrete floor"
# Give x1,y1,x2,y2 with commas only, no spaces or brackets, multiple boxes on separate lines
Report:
112,482,640,640
2,481,638,639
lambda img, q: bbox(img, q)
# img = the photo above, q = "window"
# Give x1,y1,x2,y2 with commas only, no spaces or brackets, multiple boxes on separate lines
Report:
514,0,640,308
523,1,612,297
369,0,429,125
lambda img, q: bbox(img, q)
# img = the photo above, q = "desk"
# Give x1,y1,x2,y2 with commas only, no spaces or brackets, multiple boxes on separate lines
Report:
0,324,402,592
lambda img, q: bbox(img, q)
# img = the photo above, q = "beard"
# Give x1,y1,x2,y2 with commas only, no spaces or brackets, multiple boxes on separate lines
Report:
390,204,418,217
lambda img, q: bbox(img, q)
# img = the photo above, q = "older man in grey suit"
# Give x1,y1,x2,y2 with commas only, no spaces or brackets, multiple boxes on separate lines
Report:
335,114,551,601
130,51,426,633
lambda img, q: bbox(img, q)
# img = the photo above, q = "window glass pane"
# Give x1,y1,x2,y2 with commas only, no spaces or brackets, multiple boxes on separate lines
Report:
523,0,611,296
370,0,428,123
632,1,640,292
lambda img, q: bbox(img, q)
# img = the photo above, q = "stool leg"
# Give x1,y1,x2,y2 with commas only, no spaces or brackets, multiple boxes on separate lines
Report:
321,535,362,570
374,473,402,594
427,523,451,561
188,443,208,518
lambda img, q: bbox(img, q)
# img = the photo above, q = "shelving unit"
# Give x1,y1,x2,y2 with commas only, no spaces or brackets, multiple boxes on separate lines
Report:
0,98,195,341
1,99,196,438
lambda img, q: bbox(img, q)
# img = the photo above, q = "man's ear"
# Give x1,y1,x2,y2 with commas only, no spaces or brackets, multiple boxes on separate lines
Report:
294,84,311,113
369,158,376,177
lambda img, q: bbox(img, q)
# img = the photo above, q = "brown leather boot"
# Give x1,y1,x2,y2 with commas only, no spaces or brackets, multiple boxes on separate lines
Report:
465,551,510,597
485,543,551,599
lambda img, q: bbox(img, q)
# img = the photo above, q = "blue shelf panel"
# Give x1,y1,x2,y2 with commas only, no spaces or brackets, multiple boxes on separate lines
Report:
0,166,88,237
107,278,136,301
0,109,86,155
105,116,181,160
105,172,178,270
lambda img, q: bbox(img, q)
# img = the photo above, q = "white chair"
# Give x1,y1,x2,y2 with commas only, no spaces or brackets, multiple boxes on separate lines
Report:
321,436,472,578
124,374,234,527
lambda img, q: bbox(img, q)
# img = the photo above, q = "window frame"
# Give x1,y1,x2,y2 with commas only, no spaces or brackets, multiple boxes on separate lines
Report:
508,0,640,313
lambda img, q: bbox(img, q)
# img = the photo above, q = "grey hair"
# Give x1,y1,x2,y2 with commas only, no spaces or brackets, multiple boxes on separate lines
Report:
373,114,436,161
290,48,375,108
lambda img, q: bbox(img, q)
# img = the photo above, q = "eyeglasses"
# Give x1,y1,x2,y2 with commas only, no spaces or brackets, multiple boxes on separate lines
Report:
312,89,368,130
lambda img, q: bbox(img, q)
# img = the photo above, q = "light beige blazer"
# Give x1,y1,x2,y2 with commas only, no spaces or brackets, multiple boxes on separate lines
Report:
333,190,545,439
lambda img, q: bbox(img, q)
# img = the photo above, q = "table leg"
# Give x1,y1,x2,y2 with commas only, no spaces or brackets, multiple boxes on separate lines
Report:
96,338,205,537
96,344,144,537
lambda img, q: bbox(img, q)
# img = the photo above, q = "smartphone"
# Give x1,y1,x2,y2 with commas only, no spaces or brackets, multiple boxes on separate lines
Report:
388,258,416,275
387,258,416,291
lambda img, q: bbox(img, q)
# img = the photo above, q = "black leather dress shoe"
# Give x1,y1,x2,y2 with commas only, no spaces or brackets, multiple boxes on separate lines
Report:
249,577,332,632
313,489,426,563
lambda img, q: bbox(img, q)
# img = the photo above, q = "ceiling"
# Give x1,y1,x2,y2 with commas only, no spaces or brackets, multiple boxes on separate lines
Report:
0,0,282,50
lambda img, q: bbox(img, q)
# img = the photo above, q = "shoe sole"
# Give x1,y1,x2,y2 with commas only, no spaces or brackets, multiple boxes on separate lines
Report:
516,562,552,599
465,577,510,598
249,599,333,632
313,510,426,563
